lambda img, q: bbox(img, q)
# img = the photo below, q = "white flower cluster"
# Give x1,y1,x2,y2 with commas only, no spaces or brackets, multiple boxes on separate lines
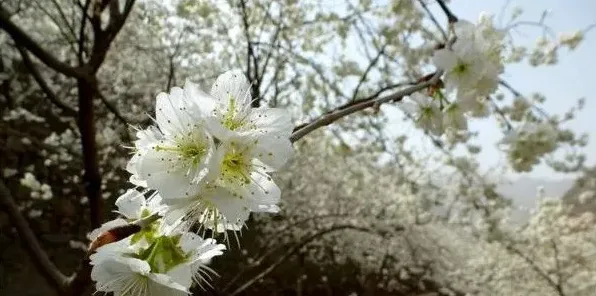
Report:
401,15,505,139
19,172,53,200
2,107,46,123
89,69,293,295
456,197,596,296
433,14,505,108
500,122,558,172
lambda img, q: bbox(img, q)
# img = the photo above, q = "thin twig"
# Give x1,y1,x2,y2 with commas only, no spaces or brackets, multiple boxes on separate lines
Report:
350,44,387,101
0,4,86,79
506,244,564,296
435,0,458,23
77,0,91,64
16,45,77,116
418,0,448,41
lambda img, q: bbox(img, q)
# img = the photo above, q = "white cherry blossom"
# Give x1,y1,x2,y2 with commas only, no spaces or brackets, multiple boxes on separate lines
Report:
162,138,283,234
194,69,293,143
127,87,218,199
400,92,444,136
90,232,225,296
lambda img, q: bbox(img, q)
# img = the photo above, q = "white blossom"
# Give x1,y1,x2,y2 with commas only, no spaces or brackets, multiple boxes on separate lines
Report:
89,190,226,295
196,69,293,144
127,87,218,199
433,18,504,112
400,92,443,135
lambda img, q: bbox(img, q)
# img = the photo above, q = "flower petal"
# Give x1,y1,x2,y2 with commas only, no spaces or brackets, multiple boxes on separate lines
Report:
242,170,281,210
147,273,190,295
207,186,251,225
114,189,145,219
137,149,202,198
184,79,217,118
167,264,193,289
252,135,293,171
155,88,195,137
210,69,252,112
243,108,293,138
432,49,457,71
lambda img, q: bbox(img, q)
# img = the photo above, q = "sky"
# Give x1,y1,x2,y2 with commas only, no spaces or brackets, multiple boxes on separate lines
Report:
388,0,596,181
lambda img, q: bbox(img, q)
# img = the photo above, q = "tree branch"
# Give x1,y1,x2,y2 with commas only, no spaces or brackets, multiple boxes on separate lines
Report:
350,44,387,101
290,72,441,143
435,0,458,23
239,0,261,107
0,5,86,79
77,78,102,229
87,0,136,72
418,0,448,41
506,244,564,296
551,240,566,296
77,0,91,64
0,178,70,291
16,45,77,117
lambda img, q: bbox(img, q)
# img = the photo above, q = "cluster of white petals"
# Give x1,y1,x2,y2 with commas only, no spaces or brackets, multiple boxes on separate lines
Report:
500,122,559,172
90,190,225,295
127,69,292,231
400,14,506,140
433,14,505,111
90,69,293,295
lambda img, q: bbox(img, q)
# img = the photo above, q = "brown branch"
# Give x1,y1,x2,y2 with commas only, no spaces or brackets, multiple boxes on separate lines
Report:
239,0,261,107
165,28,186,91
290,72,441,143
0,178,70,291
33,0,78,54
166,56,176,92
256,7,282,84
435,0,458,23
49,0,77,39
16,45,77,117
77,0,91,64
88,0,136,72
487,96,512,131
0,5,86,79
499,79,549,118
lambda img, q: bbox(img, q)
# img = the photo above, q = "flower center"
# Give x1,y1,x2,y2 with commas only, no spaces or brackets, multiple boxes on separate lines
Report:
420,105,435,119
155,130,208,166
136,235,188,273
221,144,251,186
130,209,159,245
453,62,468,75
222,95,245,131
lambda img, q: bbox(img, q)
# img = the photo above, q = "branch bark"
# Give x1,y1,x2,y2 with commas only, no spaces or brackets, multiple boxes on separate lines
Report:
290,72,441,143
77,78,102,229
0,178,70,291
